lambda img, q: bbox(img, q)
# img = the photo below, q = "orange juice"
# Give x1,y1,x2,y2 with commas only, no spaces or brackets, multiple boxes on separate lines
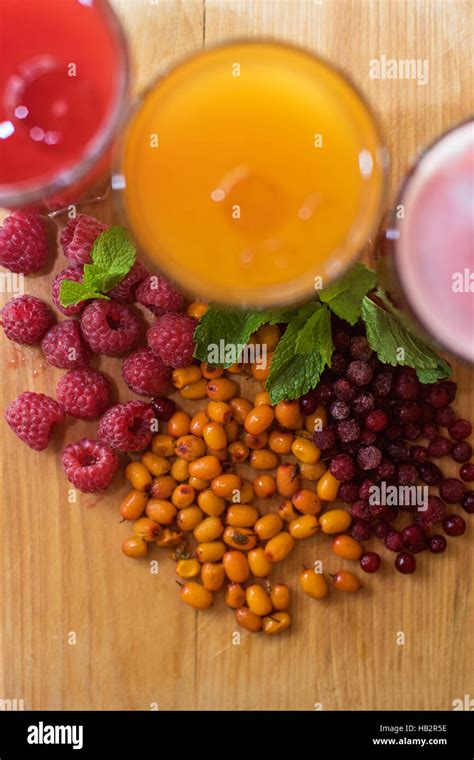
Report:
122,41,386,306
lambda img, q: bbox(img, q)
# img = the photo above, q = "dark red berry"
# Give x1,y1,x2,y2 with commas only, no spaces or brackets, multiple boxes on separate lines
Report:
336,418,360,443
440,380,457,403
352,392,375,416
365,409,389,432
386,441,410,463
394,375,420,400
397,464,417,486
428,436,452,458
331,352,348,376
426,386,450,408
151,397,176,421
414,495,446,529
332,331,351,352
350,519,373,541
410,445,428,465
333,379,356,402
374,520,390,539
395,551,416,574
402,525,426,553
374,460,396,481
338,481,360,503
385,530,405,552
386,424,403,441
418,462,442,485
299,390,318,415
360,429,377,445
349,336,372,361
314,381,334,404
461,491,474,514
460,463,474,482
358,480,376,501
442,514,466,536
372,370,394,396
313,427,336,450
346,360,373,386
448,419,472,440
329,453,355,482
395,401,422,424
422,423,439,440
428,535,447,554
360,552,381,573
403,423,421,441
451,441,472,463
439,478,465,504
421,403,434,422
357,445,382,470
330,400,351,420
434,406,456,427
351,500,372,521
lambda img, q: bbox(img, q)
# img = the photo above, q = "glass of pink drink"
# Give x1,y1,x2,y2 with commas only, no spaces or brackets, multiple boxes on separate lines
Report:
0,0,129,212
378,120,474,364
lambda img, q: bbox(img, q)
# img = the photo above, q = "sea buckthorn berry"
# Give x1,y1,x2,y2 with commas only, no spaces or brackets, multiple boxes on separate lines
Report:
206,378,238,401
299,568,328,599
133,516,162,542
176,506,204,532
235,607,262,632
305,404,328,433
141,452,171,477
278,499,299,522
151,476,178,499
247,547,273,577
253,474,276,498
250,355,272,381
249,448,279,470
292,489,322,515
226,505,259,527
155,528,183,547
207,400,232,423
172,365,202,389
189,410,209,437
319,508,351,534
179,581,213,610
255,323,281,351
242,431,268,449
176,558,200,579
316,471,340,501
270,583,290,611
228,441,250,463
224,419,239,442
332,535,362,561
151,434,175,457
276,463,301,497
265,531,295,562
223,550,250,582
193,516,224,543
331,570,361,592
189,455,222,480
200,362,223,379
188,475,209,490
201,562,225,591
246,584,272,616
275,400,303,430
122,535,148,558
125,462,152,492
268,429,294,454
244,404,275,435
187,302,208,320
225,583,246,609
196,541,226,563
262,611,291,634
254,390,272,406
170,458,190,482
146,498,177,525
120,490,148,520
291,438,321,464
167,411,191,437
299,461,327,481
289,514,319,540
171,484,195,508
175,435,206,461
229,397,253,423
255,513,283,540
180,378,208,399
198,489,226,516
223,526,257,551
206,446,228,462
227,362,241,374
202,421,227,451
239,480,255,503
211,473,242,498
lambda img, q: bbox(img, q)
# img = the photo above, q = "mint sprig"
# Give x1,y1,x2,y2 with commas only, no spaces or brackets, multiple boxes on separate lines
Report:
59,226,136,307
319,263,377,325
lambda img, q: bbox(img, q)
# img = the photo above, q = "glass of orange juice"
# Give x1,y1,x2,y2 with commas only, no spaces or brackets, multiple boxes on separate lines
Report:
119,41,387,307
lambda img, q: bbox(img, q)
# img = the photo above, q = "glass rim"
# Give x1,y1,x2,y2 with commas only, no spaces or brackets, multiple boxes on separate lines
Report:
116,37,390,308
0,0,130,209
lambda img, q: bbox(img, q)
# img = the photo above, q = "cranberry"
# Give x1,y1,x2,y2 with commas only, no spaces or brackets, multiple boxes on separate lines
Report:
350,518,373,541
461,491,474,514
395,551,416,574
151,396,176,421
410,445,428,465
370,503,392,519
434,406,456,427
439,478,465,504
330,400,351,420
372,370,394,396
331,352,348,376
299,390,318,415
347,360,373,386
338,481,360,503
394,375,420,400
329,453,355,482
429,535,447,554
397,464,417,486
313,427,336,449
357,445,382,470
349,336,372,361
460,463,474,482
385,530,404,552
374,520,390,539
386,425,402,441
333,331,351,352
395,401,422,424
352,392,375,416
414,495,446,529
374,460,396,481
426,386,450,408
365,409,388,432
360,552,381,573
314,381,334,404
449,419,472,440
358,480,376,500
440,380,457,402
421,403,434,422
321,445,341,461
336,418,360,443
422,423,439,440
386,441,410,463
402,525,426,553
418,462,442,485
334,378,356,401
428,436,452,458
360,430,377,446
403,423,421,441
340,441,360,456
351,500,372,520
443,514,466,536
451,441,472,463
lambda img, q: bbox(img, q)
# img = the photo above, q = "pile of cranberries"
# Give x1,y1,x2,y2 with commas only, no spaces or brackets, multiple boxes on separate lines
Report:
299,319,473,575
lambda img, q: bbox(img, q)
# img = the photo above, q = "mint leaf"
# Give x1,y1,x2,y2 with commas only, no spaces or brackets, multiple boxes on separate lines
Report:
295,304,334,366
320,263,377,324
90,226,135,276
82,264,124,293
59,280,107,307
361,296,451,383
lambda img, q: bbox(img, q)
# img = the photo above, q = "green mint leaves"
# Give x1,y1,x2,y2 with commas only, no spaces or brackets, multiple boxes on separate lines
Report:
59,226,136,307
319,263,377,325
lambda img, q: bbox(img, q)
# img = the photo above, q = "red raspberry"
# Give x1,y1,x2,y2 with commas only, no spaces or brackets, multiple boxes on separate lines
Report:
57,368,111,419
147,314,196,368
5,391,65,450
62,438,119,493
1,295,55,345
98,400,154,452
42,320,92,369
60,214,108,266
122,348,171,397
0,212,49,274
135,274,184,315
51,265,89,316
80,300,141,356
109,260,148,302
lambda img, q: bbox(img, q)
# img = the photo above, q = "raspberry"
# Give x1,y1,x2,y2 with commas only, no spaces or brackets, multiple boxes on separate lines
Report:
135,274,184,315
56,368,111,419
109,260,148,302
42,320,91,369
1,295,55,344
62,438,119,493
98,400,154,452
147,314,196,368
0,212,49,274
122,348,171,397
81,300,141,356
5,391,65,450
60,214,108,265
51,265,88,316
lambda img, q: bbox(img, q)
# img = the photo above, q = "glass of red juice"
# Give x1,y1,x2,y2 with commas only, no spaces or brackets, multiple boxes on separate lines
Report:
377,119,474,364
0,0,129,212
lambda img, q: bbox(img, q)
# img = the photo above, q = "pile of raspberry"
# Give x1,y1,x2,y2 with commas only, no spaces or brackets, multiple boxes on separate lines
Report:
301,320,473,574
0,212,196,493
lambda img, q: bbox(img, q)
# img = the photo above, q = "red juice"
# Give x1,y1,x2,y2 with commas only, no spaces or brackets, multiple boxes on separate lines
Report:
0,0,128,208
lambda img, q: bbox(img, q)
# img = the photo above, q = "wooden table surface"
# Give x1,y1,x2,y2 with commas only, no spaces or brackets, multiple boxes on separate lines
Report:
1,0,473,711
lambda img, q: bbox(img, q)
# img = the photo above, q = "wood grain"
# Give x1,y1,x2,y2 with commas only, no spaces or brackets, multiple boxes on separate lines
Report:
0,0,472,711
